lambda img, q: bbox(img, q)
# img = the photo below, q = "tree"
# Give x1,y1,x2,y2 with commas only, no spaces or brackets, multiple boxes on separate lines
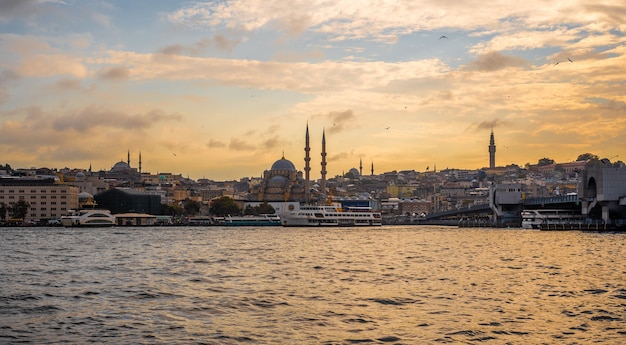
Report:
209,196,241,216
537,158,555,166
183,199,202,216
0,202,7,221
577,153,599,161
243,202,276,216
10,200,31,220
160,203,183,216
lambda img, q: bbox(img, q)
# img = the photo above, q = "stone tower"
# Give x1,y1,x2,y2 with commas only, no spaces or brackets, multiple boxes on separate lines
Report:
489,129,496,168
320,129,327,195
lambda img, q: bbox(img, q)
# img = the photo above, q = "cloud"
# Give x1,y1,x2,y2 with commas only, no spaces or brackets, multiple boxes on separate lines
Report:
50,107,181,132
17,54,86,78
319,109,355,134
229,138,255,151
157,35,241,56
54,78,82,89
465,51,529,71
98,66,130,81
207,139,226,148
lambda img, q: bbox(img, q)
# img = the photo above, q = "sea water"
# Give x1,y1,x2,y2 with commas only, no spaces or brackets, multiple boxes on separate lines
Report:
1,226,625,344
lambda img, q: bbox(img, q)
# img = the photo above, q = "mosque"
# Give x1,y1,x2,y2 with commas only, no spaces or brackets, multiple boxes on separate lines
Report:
247,124,329,203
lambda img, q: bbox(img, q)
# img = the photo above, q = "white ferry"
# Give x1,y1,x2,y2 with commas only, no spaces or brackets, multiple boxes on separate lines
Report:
281,203,382,227
521,209,584,229
221,214,281,226
61,209,116,227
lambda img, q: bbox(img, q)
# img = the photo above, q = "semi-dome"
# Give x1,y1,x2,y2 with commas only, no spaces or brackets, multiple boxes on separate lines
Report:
270,157,296,171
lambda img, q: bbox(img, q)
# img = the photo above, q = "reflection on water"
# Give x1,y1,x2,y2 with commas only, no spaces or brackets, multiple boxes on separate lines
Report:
1,226,625,344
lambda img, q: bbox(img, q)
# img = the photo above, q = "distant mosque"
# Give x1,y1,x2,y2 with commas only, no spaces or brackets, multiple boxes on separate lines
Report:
247,124,336,203
102,150,142,183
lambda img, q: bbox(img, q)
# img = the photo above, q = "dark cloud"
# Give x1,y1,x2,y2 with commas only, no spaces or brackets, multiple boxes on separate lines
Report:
157,35,240,56
229,138,255,151
0,0,66,23
98,66,130,81
52,107,182,132
325,109,355,134
55,78,82,89
0,69,20,83
207,139,226,148
473,118,511,131
262,135,282,150
465,51,529,72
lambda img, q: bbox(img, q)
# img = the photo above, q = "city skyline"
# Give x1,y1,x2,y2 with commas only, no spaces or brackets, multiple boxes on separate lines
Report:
1,1,625,180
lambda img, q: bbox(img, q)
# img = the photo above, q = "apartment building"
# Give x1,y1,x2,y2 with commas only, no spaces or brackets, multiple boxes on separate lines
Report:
0,178,79,221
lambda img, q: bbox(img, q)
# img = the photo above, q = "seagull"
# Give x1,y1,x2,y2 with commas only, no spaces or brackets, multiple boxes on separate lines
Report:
554,61,560,65
567,57,573,63
173,153,177,156
439,35,448,39
385,127,390,130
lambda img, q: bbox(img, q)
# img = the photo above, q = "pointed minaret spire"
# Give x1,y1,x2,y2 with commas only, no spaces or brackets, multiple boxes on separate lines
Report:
304,123,311,202
359,158,363,176
139,151,142,173
489,128,496,168
371,161,374,176
127,150,130,167
320,128,327,195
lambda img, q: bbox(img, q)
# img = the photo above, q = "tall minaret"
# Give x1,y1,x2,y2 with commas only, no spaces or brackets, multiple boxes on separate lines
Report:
127,150,131,167
138,151,142,173
320,129,327,195
304,124,311,202
371,161,374,176
489,128,496,168
359,158,363,176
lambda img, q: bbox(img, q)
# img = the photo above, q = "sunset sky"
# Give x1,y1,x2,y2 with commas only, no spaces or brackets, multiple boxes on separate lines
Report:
1,0,625,180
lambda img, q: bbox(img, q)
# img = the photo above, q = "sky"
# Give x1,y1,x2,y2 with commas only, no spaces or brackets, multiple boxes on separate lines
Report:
0,0,625,180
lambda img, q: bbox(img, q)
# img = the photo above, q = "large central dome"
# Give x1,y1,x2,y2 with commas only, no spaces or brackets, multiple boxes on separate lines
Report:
271,157,296,171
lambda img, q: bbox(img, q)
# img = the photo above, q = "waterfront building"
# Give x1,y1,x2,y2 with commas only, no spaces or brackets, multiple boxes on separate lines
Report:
94,188,161,215
0,177,79,222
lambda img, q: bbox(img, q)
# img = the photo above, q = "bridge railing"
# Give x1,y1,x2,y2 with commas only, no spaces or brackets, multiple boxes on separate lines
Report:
523,195,579,206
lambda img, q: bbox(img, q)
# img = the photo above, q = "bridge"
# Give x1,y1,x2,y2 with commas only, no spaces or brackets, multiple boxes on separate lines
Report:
420,167,626,227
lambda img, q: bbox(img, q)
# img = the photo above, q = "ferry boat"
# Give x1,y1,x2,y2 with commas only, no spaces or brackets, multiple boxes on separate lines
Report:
281,203,382,227
521,209,584,229
221,214,281,226
61,209,116,227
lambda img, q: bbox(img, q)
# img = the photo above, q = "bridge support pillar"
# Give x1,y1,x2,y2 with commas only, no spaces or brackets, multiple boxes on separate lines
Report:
602,205,610,223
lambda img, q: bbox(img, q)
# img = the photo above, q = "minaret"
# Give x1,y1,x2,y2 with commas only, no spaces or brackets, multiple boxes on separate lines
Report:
127,150,131,167
371,161,374,176
304,124,311,202
320,129,327,195
138,151,142,173
489,128,496,168
359,158,363,176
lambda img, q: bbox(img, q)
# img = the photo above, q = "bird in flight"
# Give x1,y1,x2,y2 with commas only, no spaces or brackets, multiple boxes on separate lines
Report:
385,127,390,130
567,57,573,63
439,35,448,39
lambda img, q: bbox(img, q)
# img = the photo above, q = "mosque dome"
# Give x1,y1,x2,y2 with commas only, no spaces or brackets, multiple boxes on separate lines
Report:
75,172,86,181
270,157,296,171
348,168,360,176
111,161,130,172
